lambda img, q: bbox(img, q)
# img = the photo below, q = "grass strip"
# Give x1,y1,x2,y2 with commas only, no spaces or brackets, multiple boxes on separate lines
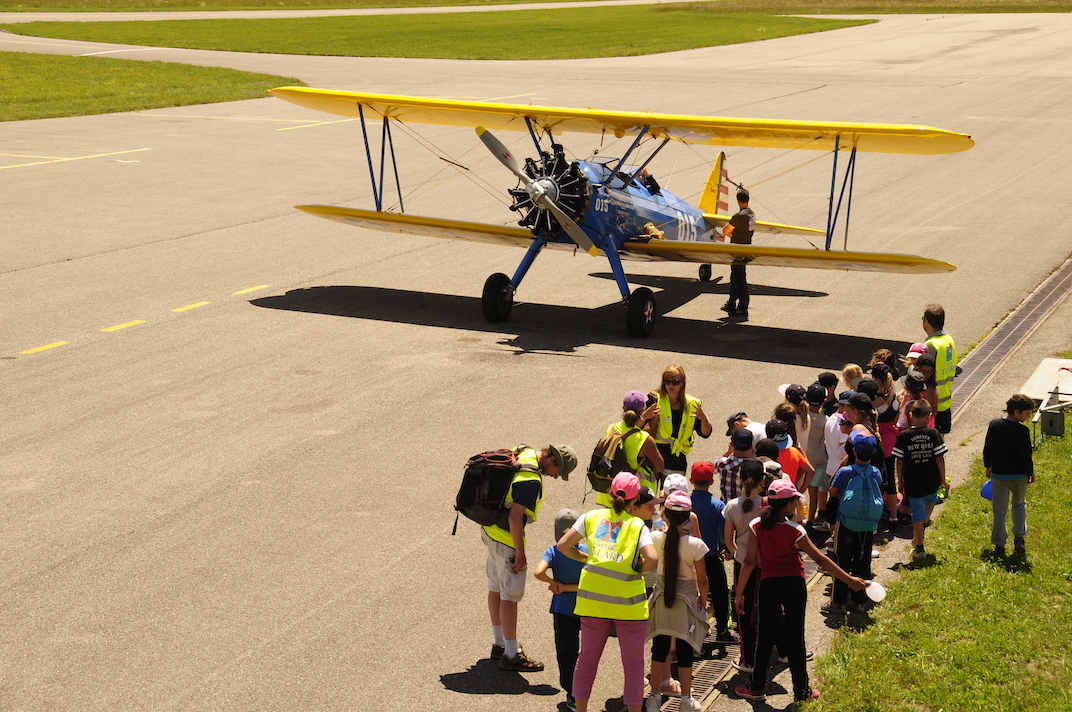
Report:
813,412,1072,711
0,51,303,120
655,0,1072,13
1,8,871,59
2,0,1070,12
0,0,597,11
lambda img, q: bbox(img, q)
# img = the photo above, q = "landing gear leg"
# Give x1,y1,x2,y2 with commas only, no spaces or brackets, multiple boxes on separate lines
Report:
481,235,547,324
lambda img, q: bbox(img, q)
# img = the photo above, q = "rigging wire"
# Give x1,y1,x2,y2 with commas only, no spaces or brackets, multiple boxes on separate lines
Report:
379,118,519,212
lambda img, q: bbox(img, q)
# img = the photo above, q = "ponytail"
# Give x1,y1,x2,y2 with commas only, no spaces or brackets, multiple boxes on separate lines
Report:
661,509,689,607
613,495,628,514
740,468,764,514
622,409,641,428
759,497,795,530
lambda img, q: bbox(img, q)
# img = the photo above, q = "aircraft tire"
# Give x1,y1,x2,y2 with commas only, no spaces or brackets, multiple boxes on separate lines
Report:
482,272,513,322
698,264,712,282
625,287,657,338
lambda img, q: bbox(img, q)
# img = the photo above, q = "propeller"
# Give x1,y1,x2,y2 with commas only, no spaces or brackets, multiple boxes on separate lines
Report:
476,126,598,256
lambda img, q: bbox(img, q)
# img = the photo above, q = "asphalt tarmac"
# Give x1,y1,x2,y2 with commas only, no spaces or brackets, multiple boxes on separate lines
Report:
2,12,1072,711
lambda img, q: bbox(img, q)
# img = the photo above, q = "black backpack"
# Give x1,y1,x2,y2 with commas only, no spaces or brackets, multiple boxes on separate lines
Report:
452,446,539,535
587,428,644,493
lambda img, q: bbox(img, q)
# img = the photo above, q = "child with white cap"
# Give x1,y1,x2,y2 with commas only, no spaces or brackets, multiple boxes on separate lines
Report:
645,491,710,712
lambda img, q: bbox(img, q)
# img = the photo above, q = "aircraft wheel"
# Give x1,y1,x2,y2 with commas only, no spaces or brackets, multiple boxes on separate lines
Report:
482,272,514,322
625,287,657,338
698,264,712,282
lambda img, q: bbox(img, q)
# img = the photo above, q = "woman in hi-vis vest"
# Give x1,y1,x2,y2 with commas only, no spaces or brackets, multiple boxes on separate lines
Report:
557,473,659,712
645,364,713,475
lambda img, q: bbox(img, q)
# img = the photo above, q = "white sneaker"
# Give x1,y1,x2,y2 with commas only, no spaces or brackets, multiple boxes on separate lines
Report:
645,692,663,712
680,695,701,712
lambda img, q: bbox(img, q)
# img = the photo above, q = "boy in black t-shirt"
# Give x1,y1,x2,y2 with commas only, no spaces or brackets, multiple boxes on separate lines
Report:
892,401,948,560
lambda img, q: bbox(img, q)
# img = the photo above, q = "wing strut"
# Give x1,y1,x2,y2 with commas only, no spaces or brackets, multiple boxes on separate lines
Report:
357,104,404,213
608,126,651,179
824,137,858,251
629,137,671,183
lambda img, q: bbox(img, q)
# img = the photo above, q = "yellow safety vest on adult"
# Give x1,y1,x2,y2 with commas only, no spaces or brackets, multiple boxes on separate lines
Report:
575,509,649,620
655,393,702,457
595,422,657,508
926,331,957,413
482,447,543,548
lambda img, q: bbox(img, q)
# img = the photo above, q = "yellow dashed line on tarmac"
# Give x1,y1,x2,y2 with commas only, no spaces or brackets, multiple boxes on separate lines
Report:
15,286,272,356
101,320,146,332
0,153,66,160
276,118,360,131
129,113,326,124
0,148,150,170
20,342,69,355
171,301,210,313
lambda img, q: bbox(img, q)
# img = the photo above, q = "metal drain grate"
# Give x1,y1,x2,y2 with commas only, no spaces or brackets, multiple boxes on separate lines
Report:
952,256,1072,417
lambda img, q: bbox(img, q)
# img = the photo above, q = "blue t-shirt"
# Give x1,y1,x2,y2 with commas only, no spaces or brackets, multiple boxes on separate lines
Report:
541,543,587,616
690,489,726,556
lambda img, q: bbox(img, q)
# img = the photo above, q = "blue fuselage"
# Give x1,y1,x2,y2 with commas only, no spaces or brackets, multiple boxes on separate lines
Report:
574,158,711,249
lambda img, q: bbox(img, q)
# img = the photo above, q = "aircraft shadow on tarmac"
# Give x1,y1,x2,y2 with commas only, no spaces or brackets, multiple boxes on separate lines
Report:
439,659,559,696
251,284,905,369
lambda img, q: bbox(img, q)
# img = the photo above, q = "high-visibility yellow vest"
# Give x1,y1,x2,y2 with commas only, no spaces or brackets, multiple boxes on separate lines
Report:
926,332,957,412
595,421,657,507
655,393,701,457
575,509,649,621
482,447,543,548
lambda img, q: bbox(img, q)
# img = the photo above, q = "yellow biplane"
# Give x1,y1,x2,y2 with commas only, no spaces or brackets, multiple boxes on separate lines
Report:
271,88,973,337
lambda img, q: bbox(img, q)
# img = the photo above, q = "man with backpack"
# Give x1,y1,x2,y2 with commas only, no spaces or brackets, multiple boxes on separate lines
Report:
823,432,883,613
480,444,578,672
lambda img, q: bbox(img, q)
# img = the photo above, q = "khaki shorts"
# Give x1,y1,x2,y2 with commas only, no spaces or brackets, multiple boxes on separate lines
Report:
482,530,527,602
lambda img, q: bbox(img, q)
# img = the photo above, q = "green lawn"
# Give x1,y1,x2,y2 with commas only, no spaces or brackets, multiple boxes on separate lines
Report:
0,51,303,120
659,0,1072,13
2,0,1070,12
813,412,1072,711
0,0,592,10
2,8,871,59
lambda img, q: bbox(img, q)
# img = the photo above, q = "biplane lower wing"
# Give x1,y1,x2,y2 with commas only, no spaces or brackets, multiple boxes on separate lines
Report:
296,204,537,249
622,239,954,274
296,206,954,274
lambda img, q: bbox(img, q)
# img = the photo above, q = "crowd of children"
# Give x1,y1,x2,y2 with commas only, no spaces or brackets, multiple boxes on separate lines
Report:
500,311,1040,711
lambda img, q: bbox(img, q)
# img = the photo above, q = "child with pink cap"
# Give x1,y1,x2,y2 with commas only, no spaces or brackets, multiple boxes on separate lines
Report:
558,473,658,712
733,480,867,705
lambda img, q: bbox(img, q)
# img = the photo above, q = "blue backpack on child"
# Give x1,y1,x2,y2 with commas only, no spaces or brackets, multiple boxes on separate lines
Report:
839,464,884,532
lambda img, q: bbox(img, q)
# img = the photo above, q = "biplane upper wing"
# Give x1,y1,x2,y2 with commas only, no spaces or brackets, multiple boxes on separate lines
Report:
270,88,974,155
297,206,954,274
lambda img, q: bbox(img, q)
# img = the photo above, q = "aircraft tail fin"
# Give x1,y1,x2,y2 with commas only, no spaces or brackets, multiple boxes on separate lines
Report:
698,151,730,215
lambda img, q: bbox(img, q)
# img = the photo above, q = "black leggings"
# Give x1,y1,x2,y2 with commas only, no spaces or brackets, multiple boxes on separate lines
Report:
651,634,695,668
749,576,810,699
